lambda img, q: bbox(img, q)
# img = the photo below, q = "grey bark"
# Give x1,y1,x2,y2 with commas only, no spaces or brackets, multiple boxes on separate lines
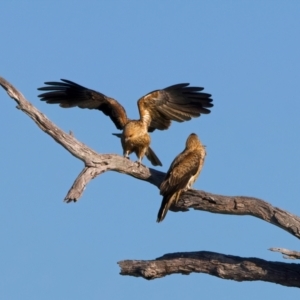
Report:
1,76,299,287
269,248,300,260
118,251,300,287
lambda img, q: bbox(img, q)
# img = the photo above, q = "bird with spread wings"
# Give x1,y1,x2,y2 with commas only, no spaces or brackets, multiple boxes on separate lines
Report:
157,133,206,222
38,80,213,166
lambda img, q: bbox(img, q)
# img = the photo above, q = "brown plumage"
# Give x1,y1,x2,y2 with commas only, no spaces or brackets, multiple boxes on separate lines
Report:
157,133,206,222
38,80,213,166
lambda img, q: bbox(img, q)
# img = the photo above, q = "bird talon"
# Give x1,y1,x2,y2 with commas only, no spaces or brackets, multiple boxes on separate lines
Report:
135,159,146,167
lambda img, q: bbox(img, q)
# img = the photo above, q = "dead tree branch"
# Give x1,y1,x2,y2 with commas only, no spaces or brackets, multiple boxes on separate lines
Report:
179,190,300,239
0,76,165,201
269,248,300,260
118,251,300,287
1,76,300,287
1,76,299,237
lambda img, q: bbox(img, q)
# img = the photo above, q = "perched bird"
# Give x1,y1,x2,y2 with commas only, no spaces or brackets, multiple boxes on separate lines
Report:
157,133,206,222
38,80,213,166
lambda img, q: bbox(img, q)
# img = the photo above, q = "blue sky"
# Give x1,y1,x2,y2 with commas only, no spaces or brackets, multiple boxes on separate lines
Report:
1,1,300,299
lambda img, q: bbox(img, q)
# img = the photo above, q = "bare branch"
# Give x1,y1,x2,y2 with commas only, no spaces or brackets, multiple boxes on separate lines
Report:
269,247,300,260
1,76,300,240
118,251,300,288
0,76,165,201
0,76,98,161
2,77,300,286
178,190,300,239
63,161,165,202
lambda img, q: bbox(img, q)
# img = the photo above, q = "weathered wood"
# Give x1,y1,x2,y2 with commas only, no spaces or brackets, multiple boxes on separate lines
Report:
1,76,300,287
118,251,300,287
0,76,165,201
269,247,300,260
1,76,300,239
179,190,300,239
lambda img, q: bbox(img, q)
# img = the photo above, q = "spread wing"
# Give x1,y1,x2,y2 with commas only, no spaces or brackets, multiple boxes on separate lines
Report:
160,150,202,196
137,83,213,131
38,79,129,130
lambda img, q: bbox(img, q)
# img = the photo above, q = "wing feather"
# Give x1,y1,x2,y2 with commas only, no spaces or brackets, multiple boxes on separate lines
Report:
38,79,128,130
137,83,213,131
160,151,202,196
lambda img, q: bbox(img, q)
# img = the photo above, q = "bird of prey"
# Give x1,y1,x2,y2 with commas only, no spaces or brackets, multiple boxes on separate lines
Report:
38,80,213,166
157,133,206,222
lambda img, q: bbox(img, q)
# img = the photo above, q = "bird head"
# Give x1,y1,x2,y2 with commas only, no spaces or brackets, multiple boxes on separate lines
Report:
186,133,201,149
123,123,136,141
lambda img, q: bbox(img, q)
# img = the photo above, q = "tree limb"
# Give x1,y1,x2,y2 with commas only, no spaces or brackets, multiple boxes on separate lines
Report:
178,190,300,239
1,76,300,286
1,76,299,237
118,251,300,287
269,248,300,260
0,76,165,202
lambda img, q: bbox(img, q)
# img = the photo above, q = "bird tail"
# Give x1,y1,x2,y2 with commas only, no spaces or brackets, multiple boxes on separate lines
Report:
157,191,180,222
146,147,162,166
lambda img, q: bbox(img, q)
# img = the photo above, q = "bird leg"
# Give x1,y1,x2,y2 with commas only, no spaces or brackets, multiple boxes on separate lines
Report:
135,157,142,167
124,151,130,160
135,154,147,167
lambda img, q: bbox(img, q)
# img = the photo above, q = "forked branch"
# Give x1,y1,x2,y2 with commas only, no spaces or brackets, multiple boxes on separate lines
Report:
0,76,165,201
1,76,300,287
